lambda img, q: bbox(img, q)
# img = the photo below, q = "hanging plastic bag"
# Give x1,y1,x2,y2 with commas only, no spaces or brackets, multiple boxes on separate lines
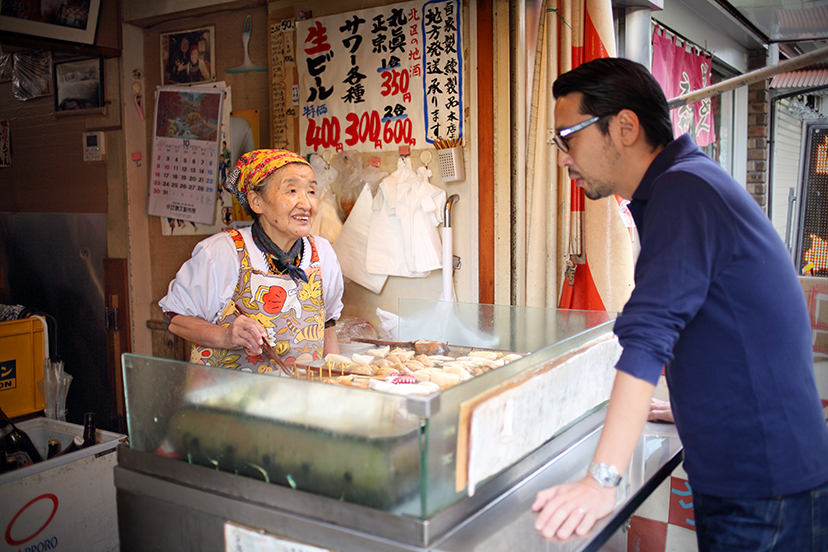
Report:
376,308,399,341
332,183,388,293
308,153,343,243
0,53,12,83
330,151,386,221
12,51,52,101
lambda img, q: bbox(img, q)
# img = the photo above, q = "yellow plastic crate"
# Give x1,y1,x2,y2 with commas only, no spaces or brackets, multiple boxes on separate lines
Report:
0,318,45,418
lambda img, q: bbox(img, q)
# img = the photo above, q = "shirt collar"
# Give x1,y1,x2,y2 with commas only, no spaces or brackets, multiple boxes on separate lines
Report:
632,134,699,202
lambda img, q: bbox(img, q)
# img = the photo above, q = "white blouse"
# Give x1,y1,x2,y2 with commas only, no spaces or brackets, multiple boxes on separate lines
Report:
159,227,344,324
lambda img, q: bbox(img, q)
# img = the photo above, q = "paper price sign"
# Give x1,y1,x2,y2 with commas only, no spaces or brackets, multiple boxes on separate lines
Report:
296,0,463,154
224,521,336,552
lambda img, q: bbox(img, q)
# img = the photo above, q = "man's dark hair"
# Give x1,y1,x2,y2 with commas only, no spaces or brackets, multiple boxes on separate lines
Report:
553,58,674,149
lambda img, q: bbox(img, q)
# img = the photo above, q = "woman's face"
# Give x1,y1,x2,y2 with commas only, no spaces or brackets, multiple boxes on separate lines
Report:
189,48,199,63
248,163,318,251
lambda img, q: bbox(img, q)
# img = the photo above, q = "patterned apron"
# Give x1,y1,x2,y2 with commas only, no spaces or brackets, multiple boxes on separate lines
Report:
191,229,326,373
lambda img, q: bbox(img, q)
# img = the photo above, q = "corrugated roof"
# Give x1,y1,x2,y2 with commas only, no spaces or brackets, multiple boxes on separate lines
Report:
770,68,828,89
776,5,828,36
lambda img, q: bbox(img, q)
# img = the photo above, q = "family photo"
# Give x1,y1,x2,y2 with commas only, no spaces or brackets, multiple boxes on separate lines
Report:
160,26,215,86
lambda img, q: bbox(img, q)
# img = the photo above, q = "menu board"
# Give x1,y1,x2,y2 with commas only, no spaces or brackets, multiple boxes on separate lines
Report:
148,87,223,224
295,0,462,154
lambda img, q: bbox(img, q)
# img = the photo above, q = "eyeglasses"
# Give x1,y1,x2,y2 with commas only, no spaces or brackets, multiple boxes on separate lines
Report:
552,116,603,153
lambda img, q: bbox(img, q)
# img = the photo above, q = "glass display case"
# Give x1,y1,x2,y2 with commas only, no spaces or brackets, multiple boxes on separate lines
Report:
122,300,618,521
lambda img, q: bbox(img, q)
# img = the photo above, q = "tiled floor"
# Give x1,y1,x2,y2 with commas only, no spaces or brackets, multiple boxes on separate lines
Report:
628,376,698,552
628,463,698,552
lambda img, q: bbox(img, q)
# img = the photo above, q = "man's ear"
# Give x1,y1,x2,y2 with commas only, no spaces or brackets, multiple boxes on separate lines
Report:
615,109,641,147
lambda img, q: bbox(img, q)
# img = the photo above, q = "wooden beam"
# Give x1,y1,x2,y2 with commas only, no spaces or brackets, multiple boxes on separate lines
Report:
477,0,495,304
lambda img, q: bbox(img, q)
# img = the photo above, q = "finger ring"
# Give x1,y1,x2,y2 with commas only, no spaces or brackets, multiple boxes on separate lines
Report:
578,507,585,514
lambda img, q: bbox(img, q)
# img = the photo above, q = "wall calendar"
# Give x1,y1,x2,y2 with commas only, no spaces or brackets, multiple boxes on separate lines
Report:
148,87,224,224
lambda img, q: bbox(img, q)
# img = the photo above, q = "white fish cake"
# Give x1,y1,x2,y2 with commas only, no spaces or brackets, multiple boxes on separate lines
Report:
424,369,461,387
367,346,391,358
442,364,473,380
351,353,374,365
411,370,432,382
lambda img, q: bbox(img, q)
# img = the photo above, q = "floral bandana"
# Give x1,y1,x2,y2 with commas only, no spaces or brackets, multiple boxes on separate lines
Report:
226,149,310,205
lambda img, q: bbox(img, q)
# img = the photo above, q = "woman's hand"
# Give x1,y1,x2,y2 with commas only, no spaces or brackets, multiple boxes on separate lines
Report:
225,314,268,354
532,476,616,539
166,313,268,354
647,398,674,423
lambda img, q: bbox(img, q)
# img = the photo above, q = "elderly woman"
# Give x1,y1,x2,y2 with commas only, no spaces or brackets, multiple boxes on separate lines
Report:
160,149,343,373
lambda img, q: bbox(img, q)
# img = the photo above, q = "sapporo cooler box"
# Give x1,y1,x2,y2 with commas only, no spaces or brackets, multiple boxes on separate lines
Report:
1,417,128,552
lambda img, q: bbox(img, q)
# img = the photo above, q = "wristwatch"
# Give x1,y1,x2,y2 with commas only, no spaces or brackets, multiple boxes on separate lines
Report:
588,462,622,488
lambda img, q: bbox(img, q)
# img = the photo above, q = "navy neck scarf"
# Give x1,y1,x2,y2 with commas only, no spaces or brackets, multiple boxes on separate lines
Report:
251,220,308,283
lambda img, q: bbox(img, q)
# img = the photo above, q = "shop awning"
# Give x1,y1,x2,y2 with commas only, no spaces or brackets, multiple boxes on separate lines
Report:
770,67,828,89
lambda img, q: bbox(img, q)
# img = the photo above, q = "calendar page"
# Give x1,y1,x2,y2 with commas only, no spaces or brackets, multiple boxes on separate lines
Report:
148,87,224,224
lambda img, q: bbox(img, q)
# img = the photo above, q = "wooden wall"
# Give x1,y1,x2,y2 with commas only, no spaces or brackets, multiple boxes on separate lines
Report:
0,0,123,215
140,5,272,321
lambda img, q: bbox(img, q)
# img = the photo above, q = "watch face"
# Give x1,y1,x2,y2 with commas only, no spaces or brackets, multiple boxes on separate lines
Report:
590,462,621,487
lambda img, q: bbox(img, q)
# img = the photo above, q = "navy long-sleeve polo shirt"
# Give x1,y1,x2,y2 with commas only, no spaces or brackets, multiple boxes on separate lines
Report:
614,134,828,498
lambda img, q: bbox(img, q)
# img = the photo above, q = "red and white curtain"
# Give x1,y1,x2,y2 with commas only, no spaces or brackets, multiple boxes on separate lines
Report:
651,26,716,147
523,0,634,313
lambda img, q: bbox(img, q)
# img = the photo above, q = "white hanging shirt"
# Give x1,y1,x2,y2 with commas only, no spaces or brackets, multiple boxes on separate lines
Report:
365,158,445,277
400,165,445,273
365,158,427,277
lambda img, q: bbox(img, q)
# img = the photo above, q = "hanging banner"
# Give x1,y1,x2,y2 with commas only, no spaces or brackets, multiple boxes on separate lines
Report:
148,87,223,225
651,26,716,147
295,0,462,155
693,51,716,147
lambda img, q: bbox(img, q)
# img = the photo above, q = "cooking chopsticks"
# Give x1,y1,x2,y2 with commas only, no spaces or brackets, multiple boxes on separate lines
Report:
233,303,293,377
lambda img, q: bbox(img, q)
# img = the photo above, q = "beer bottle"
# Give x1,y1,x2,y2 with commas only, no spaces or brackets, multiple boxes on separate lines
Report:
52,435,83,458
4,455,19,472
0,406,43,468
82,412,96,448
47,439,62,459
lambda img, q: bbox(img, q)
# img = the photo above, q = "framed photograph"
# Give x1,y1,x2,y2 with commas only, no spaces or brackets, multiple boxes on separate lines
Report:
53,57,104,115
0,0,102,44
161,27,216,86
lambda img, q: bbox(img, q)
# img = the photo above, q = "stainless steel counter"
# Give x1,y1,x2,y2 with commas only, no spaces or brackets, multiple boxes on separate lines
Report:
115,408,682,552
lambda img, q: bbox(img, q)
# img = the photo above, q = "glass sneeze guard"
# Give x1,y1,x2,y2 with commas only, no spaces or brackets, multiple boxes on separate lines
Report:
122,300,617,520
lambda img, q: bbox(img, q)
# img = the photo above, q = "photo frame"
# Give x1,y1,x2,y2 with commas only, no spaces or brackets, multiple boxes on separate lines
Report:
0,0,102,45
53,57,104,115
161,27,216,86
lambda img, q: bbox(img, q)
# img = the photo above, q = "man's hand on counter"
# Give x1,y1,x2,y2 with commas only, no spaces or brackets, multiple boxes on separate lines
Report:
531,475,615,540
647,398,674,423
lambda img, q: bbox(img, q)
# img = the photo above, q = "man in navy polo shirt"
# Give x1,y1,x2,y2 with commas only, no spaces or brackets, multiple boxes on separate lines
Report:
532,57,828,552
